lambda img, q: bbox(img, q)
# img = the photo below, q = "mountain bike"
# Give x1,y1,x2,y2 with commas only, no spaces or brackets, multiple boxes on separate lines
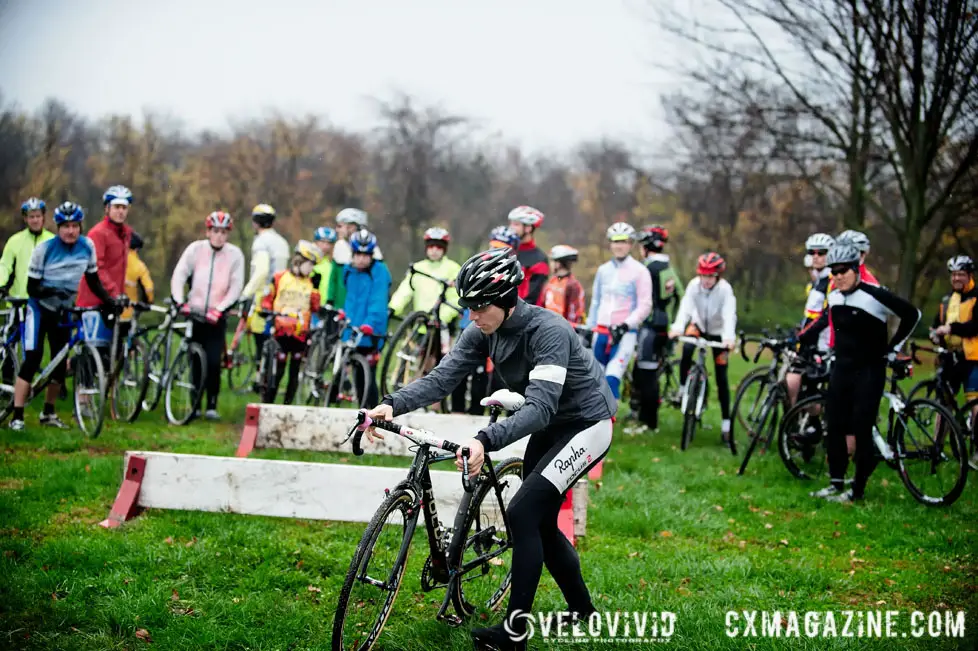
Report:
778,355,968,506
139,301,208,425
331,390,525,651
107,301,163,422
676,335,730,450
0,306,107,437
380,265,462,399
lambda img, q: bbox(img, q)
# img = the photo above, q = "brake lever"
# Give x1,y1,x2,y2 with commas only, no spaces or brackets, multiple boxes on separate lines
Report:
461,447,474,493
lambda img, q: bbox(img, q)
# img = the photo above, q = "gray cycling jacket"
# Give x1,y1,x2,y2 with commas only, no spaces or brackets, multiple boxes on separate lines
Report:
383,299,618,451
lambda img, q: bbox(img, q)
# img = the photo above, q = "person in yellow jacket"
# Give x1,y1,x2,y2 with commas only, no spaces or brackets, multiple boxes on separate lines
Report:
388,227,462,340
121,232,154,324
260,240,324,404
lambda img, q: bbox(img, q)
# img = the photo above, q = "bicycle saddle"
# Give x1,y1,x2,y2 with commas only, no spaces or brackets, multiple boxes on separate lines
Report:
480,389,525,412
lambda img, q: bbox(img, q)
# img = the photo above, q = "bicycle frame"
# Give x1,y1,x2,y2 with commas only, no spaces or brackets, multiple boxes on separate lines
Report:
677,335,729,417
26,310,92,393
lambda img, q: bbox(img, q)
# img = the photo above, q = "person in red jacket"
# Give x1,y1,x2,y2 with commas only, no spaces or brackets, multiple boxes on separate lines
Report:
507,205,549,306
76,185,133,346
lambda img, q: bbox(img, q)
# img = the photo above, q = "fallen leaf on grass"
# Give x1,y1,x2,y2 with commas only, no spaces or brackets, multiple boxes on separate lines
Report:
163,537,174,545
764,523,773,529
639,578,647,589
185,537,196,548
728,518,736,524
748,505,760,513
884,579,895,586
832,531,841,538
295,560,304,569
943,566,951,573
628,551,641,558
714,505,723,511
856,523,865,530
489,557,504,566
660,531,673,538
85,465,90,473
233,597,240,603
739,541,746,549
652,458,660,462
717,470,726,476
135,629,152,643
308,585,322,593
171,590,179,601
780,539,789,546
678,489,686,494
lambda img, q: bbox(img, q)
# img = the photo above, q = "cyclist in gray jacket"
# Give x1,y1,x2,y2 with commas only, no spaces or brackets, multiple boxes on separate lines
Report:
366,247,616,651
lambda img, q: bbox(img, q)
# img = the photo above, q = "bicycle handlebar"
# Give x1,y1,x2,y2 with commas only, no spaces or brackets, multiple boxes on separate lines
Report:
407,265,463,314
909,341,950,364
678,335,730,349
348,410,475,492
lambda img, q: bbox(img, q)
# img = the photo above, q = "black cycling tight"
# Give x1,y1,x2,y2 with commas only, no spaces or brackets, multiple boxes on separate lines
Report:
265,335,305,404
191,321,227,410
825,363,887,497
502,419,612,631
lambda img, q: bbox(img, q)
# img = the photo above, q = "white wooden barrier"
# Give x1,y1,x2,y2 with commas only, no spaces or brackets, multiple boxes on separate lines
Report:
99,451,470,528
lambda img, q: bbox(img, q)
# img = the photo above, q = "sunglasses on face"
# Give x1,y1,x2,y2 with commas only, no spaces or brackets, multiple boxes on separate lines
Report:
808,249,828,256
830,264,857,276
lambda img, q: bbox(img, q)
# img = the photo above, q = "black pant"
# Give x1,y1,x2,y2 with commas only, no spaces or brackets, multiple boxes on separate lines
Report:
503,419,610,631
19,308,69,384
451,361,490,415
355,346,380,409
264,335,305,404
826,362,887,497
191,320,227,410
679,334,731,420
253,332,269,364
631,327,669,428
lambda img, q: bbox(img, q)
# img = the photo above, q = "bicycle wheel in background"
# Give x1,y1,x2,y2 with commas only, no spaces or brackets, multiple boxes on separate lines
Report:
329,353,371,409
112,339,147,422
680,369,704,450
380,311,435,397
777,394,828,480
731,367,771,440
257,338,281,403
0,340,22,421
73,342,107,438
297,333,332,406
331,487,419,651
139,332,168,412
895,398,968,506
228,331,257,394
165,343,207,425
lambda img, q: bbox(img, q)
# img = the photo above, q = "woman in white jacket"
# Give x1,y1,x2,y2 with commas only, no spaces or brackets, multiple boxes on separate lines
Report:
669,252,737,440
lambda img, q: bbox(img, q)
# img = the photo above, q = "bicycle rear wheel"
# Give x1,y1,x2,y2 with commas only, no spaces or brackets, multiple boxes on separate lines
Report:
449,456,523,618
329,353,372,409
73,343,107,438
228,331,256,394
139,333,167,412
777,394,828,480
731,367,771,440
380,311,436,397
257,338,281,403
959,399,978,472
297,333,332,406
895,398,968,506
165,343,207,425
112,340,147,422
331,487,419,651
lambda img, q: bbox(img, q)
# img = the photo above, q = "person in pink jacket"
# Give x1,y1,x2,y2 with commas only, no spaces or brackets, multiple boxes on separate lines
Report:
170,211,246,419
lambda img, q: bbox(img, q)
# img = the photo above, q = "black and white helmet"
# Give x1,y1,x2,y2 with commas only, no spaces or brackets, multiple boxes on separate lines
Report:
826,244,860,267
836,229,870,253
947,255,974,273
805,233,835,251
455,248,524,309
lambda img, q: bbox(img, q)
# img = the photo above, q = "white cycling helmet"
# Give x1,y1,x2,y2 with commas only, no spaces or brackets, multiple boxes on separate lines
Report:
337,208,368,227
947,255,974,273
606,222,636,242
805,233,835,251
550,245,579,263
836,229,870,253
507,205,545,228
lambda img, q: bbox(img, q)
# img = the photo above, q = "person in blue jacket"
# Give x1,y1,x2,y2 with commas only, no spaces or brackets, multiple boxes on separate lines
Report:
342,229,391,407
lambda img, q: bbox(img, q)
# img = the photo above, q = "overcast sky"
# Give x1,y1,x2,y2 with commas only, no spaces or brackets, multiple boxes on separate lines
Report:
0,0,681,152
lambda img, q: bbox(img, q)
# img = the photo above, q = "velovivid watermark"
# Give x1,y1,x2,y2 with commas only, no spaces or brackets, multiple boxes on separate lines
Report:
504,609,676,644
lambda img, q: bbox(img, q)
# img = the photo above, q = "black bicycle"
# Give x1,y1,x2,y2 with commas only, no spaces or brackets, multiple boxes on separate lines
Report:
778,355,968,506
331,390,525,651
677,335,730,450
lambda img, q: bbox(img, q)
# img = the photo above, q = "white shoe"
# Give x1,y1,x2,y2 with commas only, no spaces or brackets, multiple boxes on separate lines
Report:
204,409,220,421
824,489,857,503
39,413,69,429
810,484,843,498
9,419,24,431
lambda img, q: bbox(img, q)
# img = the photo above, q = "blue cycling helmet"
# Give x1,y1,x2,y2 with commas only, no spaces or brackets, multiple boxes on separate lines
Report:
54,201,85,225
489,225,520,248
21,197,46,215
349,229,377,254
103,185,133,206
314,226,338,243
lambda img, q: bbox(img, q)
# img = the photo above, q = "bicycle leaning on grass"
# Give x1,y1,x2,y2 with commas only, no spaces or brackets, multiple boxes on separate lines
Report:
330,389,526,651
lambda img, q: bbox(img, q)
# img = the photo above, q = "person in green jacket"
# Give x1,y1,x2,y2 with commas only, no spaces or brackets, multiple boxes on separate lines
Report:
312,227,341,300
388,227,462,362
631,224,684,431
0,198,55,301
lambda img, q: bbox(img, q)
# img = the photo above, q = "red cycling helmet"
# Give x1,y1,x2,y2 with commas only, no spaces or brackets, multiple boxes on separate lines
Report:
697,252,726,275
640,224,669,248
206,210,233,230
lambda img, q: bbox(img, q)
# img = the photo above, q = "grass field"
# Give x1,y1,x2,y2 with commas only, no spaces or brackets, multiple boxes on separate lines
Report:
1,354,976,651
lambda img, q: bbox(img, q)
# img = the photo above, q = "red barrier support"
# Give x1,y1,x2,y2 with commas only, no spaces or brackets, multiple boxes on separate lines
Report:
98,455,147,528
234,404,261,457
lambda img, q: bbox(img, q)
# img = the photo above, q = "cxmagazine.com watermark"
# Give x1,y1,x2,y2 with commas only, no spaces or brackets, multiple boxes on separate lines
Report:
725,610,967,639
504,609,676,644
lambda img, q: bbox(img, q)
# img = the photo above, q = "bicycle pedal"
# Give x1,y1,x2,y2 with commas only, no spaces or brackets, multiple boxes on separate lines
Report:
437,612,464,627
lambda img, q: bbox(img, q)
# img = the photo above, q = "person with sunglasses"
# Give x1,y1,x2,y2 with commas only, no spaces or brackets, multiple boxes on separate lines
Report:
808,244,920,503
785,233,835,407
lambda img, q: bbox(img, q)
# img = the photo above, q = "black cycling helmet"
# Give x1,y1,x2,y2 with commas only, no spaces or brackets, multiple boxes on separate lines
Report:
456,248,524,310
130,232,144,250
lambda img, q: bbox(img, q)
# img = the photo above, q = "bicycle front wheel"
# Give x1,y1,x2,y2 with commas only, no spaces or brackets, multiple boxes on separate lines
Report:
73,343,107,438
331,487,419,651
139,333,167,412
0,340,22,420
329,353,372,409
680,370,702,450
258,338,281,403
380,311,435,398
449,456,523,618
112,340,147,422
731,367,771,442
777,394,828,480
165,343,207,425
297,334,331,406
228,331,257,394
895,398,968,506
